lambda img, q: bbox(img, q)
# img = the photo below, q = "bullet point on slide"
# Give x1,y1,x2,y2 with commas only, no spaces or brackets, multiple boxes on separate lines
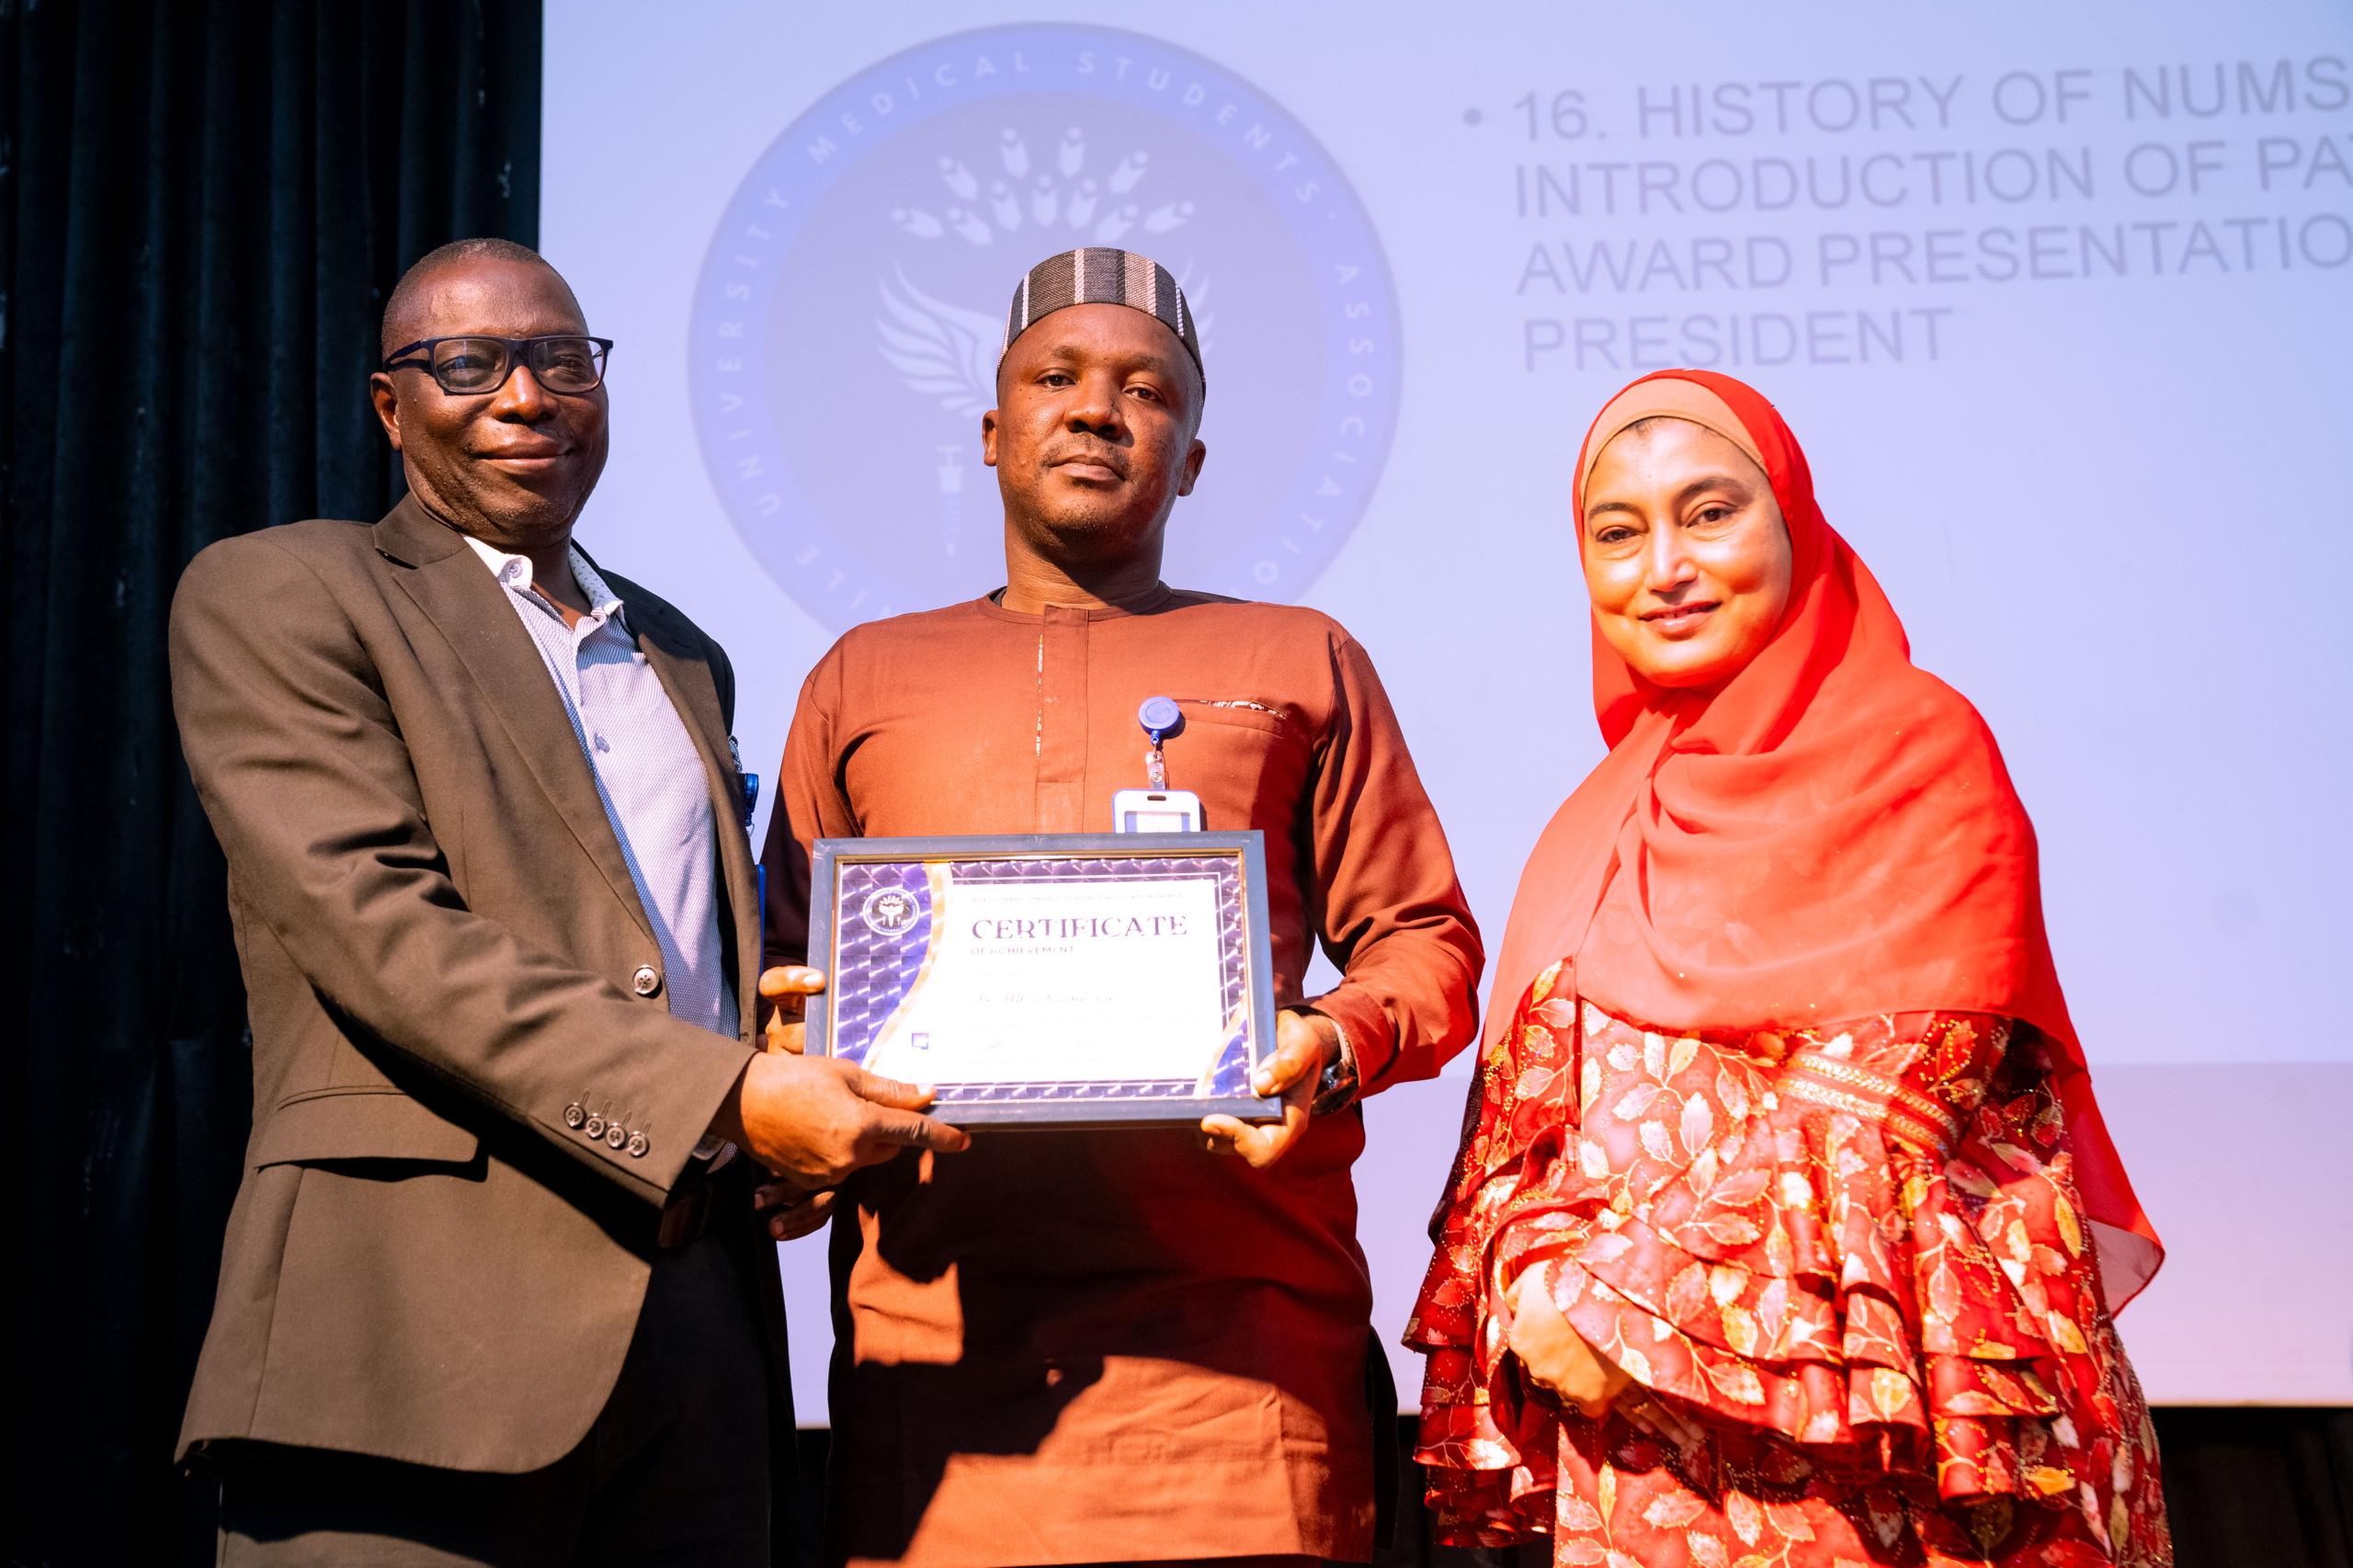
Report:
1462,108,1483,126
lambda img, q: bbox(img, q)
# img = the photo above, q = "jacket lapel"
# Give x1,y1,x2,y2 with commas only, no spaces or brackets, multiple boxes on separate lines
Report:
623,590,764,1035
373,498,658,946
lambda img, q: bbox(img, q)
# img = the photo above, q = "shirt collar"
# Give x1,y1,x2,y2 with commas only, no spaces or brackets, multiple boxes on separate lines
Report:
974,580,1178,622
460,534,626,623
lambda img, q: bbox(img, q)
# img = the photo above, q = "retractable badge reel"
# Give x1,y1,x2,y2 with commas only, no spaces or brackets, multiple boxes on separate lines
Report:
730,736,765,910
1113,696,1204,832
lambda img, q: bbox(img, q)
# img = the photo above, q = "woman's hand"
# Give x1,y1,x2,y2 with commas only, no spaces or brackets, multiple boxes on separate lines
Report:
1508,1270,1706,1449
1508,1269,1629,1415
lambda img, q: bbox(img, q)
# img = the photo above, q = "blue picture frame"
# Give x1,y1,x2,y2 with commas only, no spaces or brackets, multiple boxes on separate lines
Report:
807,832,1280,1129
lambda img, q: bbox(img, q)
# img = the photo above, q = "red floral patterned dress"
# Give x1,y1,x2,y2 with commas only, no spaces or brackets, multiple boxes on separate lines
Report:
1407,962,2171,1567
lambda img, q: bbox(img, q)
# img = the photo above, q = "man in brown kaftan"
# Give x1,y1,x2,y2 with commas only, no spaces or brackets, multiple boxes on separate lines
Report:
759,248,1483,1568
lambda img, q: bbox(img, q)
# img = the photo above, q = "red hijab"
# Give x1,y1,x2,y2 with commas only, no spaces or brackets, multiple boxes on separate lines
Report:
1486,369,2161,1308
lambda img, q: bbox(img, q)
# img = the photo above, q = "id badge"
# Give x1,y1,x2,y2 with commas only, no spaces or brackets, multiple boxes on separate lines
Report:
1112,788,1204,833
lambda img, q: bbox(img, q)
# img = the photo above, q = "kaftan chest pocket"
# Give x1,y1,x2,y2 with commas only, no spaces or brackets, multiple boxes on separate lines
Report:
1170,696,1292,737
1161,696,1310,824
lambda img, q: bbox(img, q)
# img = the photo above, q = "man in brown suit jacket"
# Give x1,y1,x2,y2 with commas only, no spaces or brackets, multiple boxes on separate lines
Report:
170,239,967,1566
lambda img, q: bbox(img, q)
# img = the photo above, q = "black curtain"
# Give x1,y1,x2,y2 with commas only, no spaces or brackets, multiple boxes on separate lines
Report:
2,2,539,1562
4,4,2348,1567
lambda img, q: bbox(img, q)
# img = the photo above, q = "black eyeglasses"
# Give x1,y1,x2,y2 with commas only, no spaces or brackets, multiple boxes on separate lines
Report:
380,335,614,395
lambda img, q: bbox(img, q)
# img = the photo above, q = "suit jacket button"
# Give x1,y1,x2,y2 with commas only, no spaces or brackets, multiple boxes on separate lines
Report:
605,1124,629,1151
626,1131,651,1158
584,1114,607,1139
563,1103,586,1130
631,965,662,998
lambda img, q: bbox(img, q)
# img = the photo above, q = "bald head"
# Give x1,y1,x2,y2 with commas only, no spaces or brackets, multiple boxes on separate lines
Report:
368,239,608,551
381,237,575,358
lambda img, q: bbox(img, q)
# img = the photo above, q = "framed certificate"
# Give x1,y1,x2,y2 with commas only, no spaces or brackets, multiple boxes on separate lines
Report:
807,833,1280,1128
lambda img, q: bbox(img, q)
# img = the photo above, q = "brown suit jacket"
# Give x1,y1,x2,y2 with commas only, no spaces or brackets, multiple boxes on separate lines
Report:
171,496,775,1473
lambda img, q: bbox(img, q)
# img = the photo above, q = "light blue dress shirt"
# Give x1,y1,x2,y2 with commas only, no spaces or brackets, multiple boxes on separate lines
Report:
463,536,739,1046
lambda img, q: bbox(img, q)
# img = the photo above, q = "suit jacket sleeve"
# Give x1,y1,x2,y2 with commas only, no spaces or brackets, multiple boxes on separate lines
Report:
1302,632,1484,1090
170,534,753,1203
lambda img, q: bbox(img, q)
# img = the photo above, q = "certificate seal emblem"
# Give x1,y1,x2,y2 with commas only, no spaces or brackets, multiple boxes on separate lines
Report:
690,24,1401,631
859,887,921,937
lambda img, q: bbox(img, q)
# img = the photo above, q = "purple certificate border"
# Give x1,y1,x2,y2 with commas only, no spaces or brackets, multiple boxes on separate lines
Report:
809,833,1279,1128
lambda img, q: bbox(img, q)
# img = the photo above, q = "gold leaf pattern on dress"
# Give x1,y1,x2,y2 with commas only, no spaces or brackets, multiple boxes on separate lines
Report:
1711,1361,1767,1405
1950,1162,2000,1200
1682,1094,1716,1155
1559,1494,1603,1531
1583,1233,1634,1265
1532,961,1563,1005
1666,1262,1711,1324
1640,1119,1675,1162
1726,1490,1765,1546
1717,1064,1752,1122
2055,1193,2085,1257
2029,1466,2077,1498
1407,994,2173,1568
1972,1499,2018,1553
1613,1084,1660,1120
1669,1034,1701,1077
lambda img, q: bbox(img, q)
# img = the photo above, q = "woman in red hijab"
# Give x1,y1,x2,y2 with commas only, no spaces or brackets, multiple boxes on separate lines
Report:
1407,371,2170,1567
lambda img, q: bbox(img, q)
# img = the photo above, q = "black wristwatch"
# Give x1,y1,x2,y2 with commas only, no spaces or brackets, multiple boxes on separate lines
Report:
1309,1014,1361,1116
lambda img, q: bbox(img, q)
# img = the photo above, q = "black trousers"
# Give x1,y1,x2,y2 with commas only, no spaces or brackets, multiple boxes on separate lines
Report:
216,1231,773,1567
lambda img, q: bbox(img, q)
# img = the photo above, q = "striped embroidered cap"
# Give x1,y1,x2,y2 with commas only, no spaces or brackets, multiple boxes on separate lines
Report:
1000,247,1203,378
